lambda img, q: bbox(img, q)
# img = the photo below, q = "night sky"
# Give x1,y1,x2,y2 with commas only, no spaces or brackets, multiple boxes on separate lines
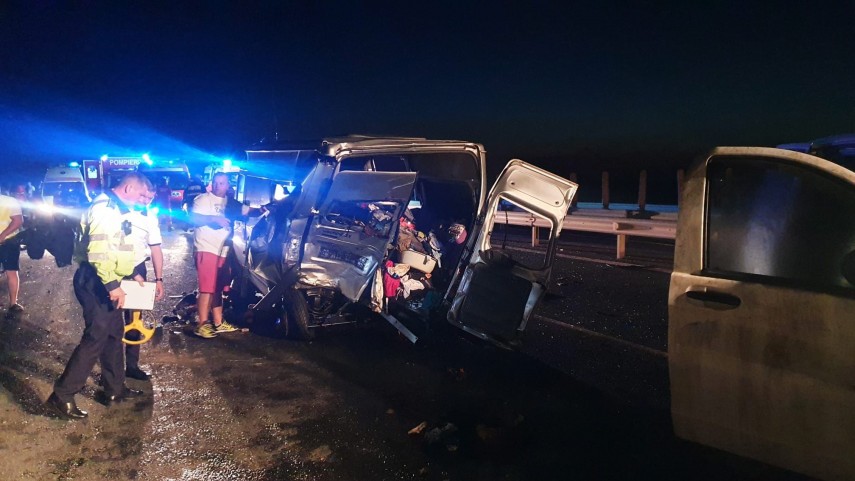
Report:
2,1,854,199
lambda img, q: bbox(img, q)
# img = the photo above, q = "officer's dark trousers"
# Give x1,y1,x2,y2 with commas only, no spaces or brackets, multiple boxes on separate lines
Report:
53,262,125,402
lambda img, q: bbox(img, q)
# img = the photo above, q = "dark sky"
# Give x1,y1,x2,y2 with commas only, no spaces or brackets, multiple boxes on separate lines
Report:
2,1,854,180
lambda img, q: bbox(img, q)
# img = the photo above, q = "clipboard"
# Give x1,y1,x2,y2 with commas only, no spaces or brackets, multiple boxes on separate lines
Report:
120,280,157,311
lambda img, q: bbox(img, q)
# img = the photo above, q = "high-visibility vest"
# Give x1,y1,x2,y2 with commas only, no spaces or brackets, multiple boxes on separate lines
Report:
75,192,138,291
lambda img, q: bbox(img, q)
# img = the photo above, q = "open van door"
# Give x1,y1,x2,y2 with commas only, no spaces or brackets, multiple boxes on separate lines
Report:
448,159,577,345
669,147,855,481
302,171,417,302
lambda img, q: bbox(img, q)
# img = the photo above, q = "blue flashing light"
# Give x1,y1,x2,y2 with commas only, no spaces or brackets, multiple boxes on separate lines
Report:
223,159,232,169
68,161,80,168
142,153,153,165
100,154,108,161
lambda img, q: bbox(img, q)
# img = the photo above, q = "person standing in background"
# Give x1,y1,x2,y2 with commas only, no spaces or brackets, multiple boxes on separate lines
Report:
189,173,239,338
0,183,24,312
123,186,165,381
155,177,173,231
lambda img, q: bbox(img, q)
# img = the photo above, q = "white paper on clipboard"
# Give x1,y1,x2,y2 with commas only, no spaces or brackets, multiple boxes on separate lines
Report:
120,280,157,311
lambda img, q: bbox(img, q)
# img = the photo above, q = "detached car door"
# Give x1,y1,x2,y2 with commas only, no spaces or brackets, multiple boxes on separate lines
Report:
669,147,855,481
448,159,577,345
302,171,417,301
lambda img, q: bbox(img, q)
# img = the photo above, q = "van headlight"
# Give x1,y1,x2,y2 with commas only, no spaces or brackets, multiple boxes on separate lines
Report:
284,235,302,265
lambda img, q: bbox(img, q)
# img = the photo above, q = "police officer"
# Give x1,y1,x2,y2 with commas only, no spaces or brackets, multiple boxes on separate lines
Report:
46,173,150,419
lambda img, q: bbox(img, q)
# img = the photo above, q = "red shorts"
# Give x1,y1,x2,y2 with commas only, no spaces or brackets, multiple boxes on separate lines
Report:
194,252,231,294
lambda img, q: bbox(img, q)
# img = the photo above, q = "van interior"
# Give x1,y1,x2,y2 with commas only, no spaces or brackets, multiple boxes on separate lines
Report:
337,152,482,312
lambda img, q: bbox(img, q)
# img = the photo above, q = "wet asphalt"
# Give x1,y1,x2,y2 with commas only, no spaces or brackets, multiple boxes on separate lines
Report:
0,229,813,480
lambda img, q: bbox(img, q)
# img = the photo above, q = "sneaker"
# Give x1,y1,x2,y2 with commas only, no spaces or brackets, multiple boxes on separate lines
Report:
214,320,238,333
194,323,217,338
8,303,23,313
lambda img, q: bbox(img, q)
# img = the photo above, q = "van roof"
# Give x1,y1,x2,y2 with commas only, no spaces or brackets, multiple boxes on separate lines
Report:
44,166,85,182
246,135,483,159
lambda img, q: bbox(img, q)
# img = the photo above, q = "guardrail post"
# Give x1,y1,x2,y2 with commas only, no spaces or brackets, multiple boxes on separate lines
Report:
569,173,578,208
638,170,647,211
602,171,610,209
616,234,626,259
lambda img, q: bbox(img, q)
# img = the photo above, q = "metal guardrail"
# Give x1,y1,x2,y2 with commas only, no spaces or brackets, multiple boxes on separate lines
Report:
493,209,677,259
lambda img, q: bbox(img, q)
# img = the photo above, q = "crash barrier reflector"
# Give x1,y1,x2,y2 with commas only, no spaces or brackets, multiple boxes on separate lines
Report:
123,310,156,345
493,210,676,259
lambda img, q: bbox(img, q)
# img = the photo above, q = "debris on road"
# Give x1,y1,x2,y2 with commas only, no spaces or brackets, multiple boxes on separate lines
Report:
408,421,428,435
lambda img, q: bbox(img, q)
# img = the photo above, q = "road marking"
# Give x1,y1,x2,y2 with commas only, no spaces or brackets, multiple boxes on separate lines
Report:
532,314,669,359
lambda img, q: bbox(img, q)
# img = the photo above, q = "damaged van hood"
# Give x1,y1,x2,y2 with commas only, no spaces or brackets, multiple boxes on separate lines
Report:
300,171,417,300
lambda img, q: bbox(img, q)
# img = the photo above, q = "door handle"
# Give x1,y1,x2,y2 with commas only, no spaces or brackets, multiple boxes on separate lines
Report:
685,290,741,309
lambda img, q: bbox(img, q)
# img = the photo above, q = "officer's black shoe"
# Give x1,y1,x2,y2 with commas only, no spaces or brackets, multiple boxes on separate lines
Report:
97,386,145,406
46,393,88,420
125,367,150,381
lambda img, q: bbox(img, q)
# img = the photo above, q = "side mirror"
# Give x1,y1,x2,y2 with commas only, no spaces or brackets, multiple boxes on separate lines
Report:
842,251,855,287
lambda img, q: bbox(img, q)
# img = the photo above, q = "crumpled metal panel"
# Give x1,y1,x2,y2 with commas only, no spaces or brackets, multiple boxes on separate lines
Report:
300,171,417,301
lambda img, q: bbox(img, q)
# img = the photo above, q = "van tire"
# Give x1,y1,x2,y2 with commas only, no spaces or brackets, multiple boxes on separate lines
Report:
283,288,314,340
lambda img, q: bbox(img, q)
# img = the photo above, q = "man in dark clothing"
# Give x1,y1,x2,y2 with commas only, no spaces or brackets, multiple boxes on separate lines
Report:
182,176,206,212
155,177,173,231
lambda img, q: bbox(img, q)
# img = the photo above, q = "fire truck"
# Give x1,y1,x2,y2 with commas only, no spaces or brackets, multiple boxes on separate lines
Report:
82,155,191,203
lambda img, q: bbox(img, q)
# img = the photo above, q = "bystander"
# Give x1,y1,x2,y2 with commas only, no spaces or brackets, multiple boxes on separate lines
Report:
0,183,24,312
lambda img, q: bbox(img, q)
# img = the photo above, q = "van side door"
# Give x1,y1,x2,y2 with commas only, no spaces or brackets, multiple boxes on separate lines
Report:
447,159,577,345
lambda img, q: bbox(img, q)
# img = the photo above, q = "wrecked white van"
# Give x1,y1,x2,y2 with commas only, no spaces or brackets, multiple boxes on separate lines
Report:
231,136,577,346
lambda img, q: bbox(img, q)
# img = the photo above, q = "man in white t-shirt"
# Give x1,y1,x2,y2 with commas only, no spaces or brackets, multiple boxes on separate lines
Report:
123,187,165,379
190,172,239,338
0,185,24,312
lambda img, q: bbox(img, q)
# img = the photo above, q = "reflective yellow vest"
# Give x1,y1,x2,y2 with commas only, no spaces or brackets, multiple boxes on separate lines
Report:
76,192,138,291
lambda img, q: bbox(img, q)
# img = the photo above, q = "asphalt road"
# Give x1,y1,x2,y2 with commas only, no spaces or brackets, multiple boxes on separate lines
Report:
0,229,812,480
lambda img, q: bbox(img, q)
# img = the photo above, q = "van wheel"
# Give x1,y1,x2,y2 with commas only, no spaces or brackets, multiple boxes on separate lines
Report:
282,288,314,340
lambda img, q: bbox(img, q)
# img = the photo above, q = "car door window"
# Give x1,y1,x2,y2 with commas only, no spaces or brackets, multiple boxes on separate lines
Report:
705,156,855,294
486,196,554,270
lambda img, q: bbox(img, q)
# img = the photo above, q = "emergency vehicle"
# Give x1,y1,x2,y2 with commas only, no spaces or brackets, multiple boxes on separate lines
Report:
28,164,91,265
82,155,191,203
203,159,296,206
